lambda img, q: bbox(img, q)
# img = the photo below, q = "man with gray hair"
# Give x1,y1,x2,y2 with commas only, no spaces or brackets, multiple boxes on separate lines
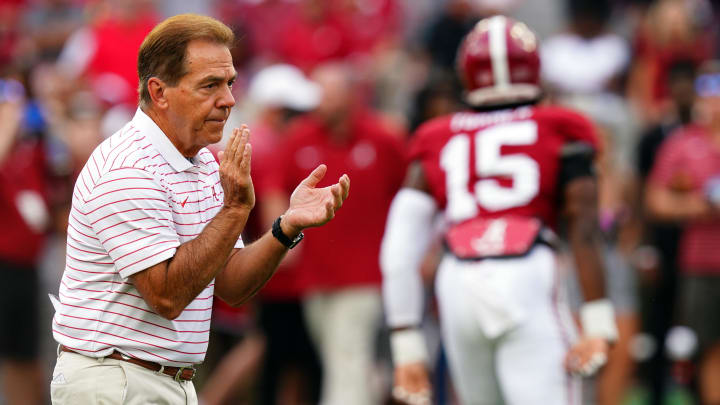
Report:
49,14,349,404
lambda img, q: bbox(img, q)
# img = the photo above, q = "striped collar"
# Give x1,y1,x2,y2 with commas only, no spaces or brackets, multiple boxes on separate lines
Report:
132,108,194,172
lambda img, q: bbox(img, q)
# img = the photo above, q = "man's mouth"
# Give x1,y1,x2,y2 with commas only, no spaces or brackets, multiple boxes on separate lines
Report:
205,118,226,125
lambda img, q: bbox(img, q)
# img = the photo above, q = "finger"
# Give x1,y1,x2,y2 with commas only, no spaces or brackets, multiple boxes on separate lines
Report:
217,150,225,163
234,125,249,166
330,183,343,209
301,164,327,188
393,385,431,405
240,143,252,174
393,386,410,403
224,128,240,162
339,174,350,200
408,392,431,405
582,352,607,376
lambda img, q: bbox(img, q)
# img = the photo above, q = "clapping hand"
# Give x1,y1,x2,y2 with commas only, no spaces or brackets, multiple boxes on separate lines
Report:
218,126,255,211
281,164,350,236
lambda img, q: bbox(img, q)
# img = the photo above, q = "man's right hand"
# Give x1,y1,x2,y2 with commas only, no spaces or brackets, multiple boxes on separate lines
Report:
218,125,255,211
565,336,609,377
392,362,432,405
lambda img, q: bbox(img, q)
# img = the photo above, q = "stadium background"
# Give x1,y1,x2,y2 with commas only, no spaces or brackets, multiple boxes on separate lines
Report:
0,0,718,404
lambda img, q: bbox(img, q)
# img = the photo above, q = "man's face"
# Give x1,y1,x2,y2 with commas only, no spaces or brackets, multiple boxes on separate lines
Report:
165,40,236,156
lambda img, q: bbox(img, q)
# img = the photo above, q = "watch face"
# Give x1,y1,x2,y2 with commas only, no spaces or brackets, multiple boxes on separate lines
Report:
290,232,304,247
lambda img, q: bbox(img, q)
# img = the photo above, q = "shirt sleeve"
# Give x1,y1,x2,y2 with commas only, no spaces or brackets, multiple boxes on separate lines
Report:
83,167,180,278
557,108,600,151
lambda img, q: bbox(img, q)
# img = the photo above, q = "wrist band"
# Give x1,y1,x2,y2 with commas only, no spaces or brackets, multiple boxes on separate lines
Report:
580,298,618,342
390,329,428,366
271,216,303,249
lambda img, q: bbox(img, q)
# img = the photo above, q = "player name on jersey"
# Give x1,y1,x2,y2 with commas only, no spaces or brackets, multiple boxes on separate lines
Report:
450,106,533,132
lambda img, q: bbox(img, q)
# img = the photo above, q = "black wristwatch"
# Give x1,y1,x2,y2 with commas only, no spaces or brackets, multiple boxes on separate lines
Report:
272,216,304,249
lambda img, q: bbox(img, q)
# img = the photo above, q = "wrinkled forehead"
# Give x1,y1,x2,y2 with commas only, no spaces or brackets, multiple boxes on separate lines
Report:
183,40,235,79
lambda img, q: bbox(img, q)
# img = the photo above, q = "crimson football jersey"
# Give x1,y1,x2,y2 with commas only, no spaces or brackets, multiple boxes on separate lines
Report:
410,105,598,230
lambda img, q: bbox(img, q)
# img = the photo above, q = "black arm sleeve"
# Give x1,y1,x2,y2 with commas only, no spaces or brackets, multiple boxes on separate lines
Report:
558,142,596,190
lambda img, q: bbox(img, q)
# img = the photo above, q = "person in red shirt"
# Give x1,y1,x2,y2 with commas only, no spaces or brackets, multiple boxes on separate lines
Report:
381,16,618,405
214,0,302,65
277,0,353,73
264,62,406,405
202,64,324,405
646,60,720,405
627,0,714,124
0,75,50,405
84,0,158,106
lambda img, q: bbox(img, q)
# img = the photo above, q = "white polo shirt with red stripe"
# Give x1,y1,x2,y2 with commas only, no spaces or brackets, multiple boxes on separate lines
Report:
52,108,243,366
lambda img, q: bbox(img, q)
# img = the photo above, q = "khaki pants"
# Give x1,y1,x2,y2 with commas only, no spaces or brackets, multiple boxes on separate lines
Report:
50,349,198,405
304,287,383,405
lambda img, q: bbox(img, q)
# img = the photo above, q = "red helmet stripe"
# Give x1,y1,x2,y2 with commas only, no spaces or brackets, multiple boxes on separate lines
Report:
488,16,510,90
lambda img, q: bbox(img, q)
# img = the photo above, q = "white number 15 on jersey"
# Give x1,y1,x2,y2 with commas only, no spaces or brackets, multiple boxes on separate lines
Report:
440,120,540,222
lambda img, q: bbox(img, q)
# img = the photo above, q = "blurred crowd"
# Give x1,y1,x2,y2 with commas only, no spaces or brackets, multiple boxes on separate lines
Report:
3,0,720,404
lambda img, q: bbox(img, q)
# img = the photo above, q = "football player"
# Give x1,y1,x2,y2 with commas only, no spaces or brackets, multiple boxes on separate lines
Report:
381,15,618,405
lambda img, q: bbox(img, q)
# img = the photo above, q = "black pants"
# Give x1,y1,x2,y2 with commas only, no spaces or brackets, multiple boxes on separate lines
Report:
258,299,321,405
0,260,39,360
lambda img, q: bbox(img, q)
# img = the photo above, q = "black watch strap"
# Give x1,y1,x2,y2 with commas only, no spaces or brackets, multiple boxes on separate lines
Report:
272,216,303,249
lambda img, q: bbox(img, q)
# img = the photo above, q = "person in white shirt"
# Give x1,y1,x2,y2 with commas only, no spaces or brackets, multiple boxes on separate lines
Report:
50,14,349,405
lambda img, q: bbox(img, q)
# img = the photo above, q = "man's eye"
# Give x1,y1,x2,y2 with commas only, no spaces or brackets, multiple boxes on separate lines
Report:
204,83,217,89
228,81,234,89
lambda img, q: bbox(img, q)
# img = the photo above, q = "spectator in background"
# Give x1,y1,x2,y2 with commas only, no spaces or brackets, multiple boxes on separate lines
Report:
541,0,629,97
330,0,402,58
200,64,324,405
646,60,720,405
422,0,482,71
543,3,639,403
215,0,302,68
265,63,406,405
0,73,51,405
408,69,463,132
278,0,353,73
638,60,698,179
57,0,158,108
628,0,714,124
0,0,24,68
635,59,697,405
249,64,324,405
21,0,85,62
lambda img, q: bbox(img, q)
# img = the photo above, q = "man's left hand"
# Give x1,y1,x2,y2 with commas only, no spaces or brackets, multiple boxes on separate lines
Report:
281,164,350,236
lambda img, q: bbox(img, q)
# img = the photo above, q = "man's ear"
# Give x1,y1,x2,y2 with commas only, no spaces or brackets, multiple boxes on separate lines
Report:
147,77,169,109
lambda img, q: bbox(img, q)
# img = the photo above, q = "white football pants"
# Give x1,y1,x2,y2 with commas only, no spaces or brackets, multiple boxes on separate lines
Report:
436,245,581,405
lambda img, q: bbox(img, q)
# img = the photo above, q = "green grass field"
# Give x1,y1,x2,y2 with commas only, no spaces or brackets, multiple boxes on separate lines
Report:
623,386,695,405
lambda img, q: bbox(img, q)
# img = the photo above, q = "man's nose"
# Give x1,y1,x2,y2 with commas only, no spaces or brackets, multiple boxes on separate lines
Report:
217,84,235,109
